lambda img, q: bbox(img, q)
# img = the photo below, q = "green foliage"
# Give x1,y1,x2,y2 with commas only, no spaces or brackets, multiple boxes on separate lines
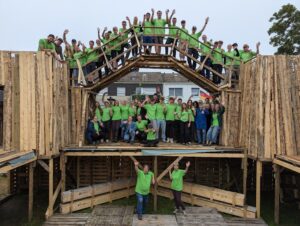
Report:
268,4,300,55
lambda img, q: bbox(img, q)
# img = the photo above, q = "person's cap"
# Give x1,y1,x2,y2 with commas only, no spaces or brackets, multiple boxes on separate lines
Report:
232,43,238,47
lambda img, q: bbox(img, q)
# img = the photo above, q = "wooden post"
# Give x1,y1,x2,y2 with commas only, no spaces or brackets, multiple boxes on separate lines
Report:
61,153,66,192
256,160,262,218
274,164,280,224
28,162,34,221
77,157,80,188
46,158,54,219
154,156,158,212
242,151,248,198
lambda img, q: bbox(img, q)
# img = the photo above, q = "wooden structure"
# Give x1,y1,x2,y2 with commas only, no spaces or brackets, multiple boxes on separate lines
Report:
0,47,300,225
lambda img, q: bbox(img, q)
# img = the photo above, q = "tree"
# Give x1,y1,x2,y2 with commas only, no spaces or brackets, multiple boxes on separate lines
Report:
268,4,300,55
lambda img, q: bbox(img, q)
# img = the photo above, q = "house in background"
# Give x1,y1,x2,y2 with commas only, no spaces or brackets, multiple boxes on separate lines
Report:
97,72,210,102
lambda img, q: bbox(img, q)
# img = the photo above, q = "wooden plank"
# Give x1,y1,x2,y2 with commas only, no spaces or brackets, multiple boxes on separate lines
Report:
153,156,158,211
159,179,245,207
28,162,34,221
46,158,54,219
273,158,300,174
156,156,183,183
256,160,262,218
274,164,280,224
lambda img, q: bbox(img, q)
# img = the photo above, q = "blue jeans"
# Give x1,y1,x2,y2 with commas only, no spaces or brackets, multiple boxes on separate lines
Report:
156,119,166,141
72,68,79,86
124,128,136,142
207,126,220,143
136,193,149,217
196,129,206,144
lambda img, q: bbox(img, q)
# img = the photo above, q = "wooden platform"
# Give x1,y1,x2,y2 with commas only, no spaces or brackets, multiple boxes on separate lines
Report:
63,143,244,158
43,206,268,226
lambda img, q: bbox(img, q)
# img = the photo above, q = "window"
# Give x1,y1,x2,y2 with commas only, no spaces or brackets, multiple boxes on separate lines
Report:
136,87,156,95
191,88,200,96
117,87,126,96
169,88,183,97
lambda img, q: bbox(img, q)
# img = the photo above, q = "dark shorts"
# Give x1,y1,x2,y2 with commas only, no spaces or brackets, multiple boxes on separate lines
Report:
143,36,154,44
155,36,164,44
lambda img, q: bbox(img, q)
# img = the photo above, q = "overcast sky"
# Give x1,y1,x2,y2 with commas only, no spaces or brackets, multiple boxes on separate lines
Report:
0,0,299,54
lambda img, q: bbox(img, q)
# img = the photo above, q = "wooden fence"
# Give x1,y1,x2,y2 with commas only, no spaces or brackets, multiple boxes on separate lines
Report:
239,55,300,159
0,51,70,156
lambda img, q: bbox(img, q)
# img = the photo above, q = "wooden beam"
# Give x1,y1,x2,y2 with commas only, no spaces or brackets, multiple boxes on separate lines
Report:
46,158,54,219
273,158,300,174
0,156,37,173
60,153,66,192
156,156,183,183
28,162,34,221
153,156,158,212
256,160,262,218
274,164,280,224
37,160,49,172
76,157,80,188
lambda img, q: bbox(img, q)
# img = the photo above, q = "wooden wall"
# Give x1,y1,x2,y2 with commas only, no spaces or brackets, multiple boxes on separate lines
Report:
239,55,300,159
0,51,70,156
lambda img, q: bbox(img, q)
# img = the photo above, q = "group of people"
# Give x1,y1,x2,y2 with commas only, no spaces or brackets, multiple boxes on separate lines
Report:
85,93,225,147
37,9,261,86
134,159,189,220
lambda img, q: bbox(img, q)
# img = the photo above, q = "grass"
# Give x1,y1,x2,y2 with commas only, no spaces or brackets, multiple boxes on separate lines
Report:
1,191,299,226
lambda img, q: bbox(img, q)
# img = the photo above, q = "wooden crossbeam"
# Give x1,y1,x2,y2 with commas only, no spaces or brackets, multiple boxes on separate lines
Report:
156,156,183,183
37,159,49,172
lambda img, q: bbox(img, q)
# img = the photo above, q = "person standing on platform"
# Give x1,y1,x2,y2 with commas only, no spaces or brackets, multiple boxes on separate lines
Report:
200,35,212,79
207,102,225,145
155,97,166,142
101,101,112,142
165,10,177,56
120,100,130,139
142,12,154,54
178,20,189,61
195,103,209,144
143,96,157,131
169,161,190,214
174,98,182,142
111,100,122,142
151,9,169,55
134,161,155,220
165,97,177,143
240,42,260,63
178,102,191,145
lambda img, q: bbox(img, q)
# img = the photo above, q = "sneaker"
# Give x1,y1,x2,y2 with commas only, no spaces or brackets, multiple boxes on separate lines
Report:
106,139,109,143
182,210,186,215
173,209,179,214
187,142,191,145
166,138,170,143
100,139,104,143
170,138,174,144
138,215,143,220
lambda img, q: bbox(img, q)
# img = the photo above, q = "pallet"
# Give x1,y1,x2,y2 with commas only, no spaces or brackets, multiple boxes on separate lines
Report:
43,213,90,226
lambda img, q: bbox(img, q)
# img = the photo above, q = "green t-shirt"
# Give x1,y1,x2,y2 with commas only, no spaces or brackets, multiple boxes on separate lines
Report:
212,48,224,65
165,103,177,121
144,104,157,120
169,25,179,38
179,28,189,41
240,50,256,62
112,106,122,120
38,39,55,51
156,103,165,120
102,107,111,122
153,19,167,35
200,41,212,56
212,113,219,126
119,28,129,41
136,120,148,131
135,169,154,195
120,104,129,120
224,51,235,66
189,32,202,49
180,111,189,122
233,49,241,66
144,21,153,35
129,106,136,117
95,108,101,121
171,169,185,191
69,51,85,69
175,104,181,120
101,38,111,56
110,33,122,51
147,130,156,140
188,108,195,122
93,122,100,133
86,48,99,63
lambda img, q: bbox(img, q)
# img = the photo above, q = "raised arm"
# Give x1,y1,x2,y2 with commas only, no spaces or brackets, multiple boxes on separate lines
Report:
166,9,170,24
169,9,176,25
168,169,173,180
199,17,209,34
134,161,140,174
151,8,155,23
256,42,260,55
97,27,101,40
142,14,146,27
63,29,69,45
126,16,132,27
102,27,107,39
184,161,190,174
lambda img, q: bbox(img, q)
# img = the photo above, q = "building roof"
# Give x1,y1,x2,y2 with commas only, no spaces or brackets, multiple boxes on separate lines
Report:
115,72,191,84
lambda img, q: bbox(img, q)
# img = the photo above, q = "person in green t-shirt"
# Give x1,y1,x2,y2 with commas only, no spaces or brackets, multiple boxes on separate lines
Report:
101,101,112,142
179,103,191,144
94,102,102,122
119,20,131,66
211,41,224,84
187,98,196,143
110,27,123,69
165,11,178,57
99,28,112,75
135,115,148,143
143,123,159,147
120,100,130,139
200,35,213,79
155,97,166,142
151,8,170,54
207,103,225,145
178,20,189,61
38,34,62,62
224,44,240,83
169,161,190,214
142,96,157,130
86,115,105,144
85,40,99,74
187,17,209,70
142,12,154,54
165,97,177,143
240,42,260,63
111,100,122,142
174,98,182,142
134,161,155,220
126,16,142,57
